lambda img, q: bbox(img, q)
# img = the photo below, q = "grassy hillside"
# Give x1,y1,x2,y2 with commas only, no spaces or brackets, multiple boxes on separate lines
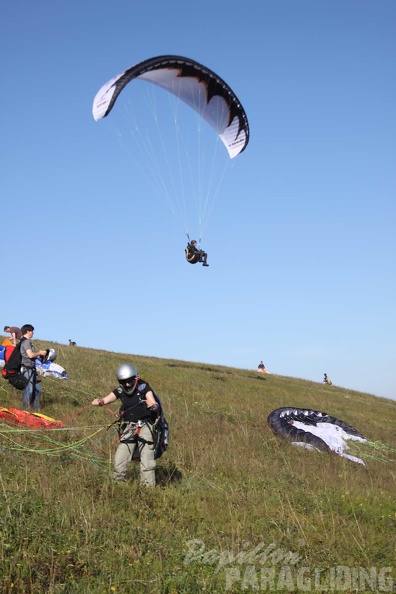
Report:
1,340,395,594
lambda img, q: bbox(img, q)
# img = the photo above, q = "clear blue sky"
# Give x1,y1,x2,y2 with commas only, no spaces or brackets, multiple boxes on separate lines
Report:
2,0,395,400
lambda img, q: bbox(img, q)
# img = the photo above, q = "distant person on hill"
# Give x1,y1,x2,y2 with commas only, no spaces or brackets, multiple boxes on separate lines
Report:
3,325,22,346
185,240,209,267
91,363,159,487
258,361,265,370
20,324,48,411
323,373,332,386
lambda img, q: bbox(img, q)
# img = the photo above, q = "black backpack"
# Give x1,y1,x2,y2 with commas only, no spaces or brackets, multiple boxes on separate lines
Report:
152,393,170,460
1,338,29,390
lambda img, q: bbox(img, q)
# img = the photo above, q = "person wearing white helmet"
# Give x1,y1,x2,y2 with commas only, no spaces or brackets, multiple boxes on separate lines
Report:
19,324,48,411
91,363,159,487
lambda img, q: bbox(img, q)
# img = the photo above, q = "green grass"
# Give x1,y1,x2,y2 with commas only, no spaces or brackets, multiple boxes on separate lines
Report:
0,339,395,593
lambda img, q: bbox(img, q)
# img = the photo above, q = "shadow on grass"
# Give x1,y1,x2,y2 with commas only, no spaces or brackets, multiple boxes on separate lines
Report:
126,460,183,487
157,462,183,486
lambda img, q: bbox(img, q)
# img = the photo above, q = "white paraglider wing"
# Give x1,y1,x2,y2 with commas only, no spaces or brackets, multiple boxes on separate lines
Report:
92,55,249,159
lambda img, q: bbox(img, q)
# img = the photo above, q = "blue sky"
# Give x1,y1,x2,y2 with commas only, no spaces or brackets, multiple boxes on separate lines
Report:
2,0,395,400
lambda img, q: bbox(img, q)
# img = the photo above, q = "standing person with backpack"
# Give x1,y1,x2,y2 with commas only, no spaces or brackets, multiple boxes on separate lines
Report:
91,363,164,487
19,324,48,411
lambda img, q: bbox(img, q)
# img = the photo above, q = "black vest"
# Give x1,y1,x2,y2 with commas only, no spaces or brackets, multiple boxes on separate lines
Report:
113,380,154,423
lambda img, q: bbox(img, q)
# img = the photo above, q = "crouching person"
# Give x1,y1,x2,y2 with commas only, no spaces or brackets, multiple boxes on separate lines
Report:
91,363,158,487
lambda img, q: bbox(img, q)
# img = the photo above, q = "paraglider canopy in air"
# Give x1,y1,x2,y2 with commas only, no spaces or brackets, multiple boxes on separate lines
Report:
92,55,249,159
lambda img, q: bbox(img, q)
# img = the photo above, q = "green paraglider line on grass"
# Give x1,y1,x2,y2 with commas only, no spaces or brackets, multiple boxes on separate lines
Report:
0,423,117,472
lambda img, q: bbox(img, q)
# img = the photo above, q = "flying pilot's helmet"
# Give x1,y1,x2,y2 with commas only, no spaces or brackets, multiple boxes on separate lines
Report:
116,363,139,395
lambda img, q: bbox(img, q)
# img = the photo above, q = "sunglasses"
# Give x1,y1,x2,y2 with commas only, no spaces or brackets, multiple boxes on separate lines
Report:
120,377,137,385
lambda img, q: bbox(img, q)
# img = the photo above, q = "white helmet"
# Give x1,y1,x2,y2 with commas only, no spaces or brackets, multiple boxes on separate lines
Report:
44,348,57,362
116,363,139,394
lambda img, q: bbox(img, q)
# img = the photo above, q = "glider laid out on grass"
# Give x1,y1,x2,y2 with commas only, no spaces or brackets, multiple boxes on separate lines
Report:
0,407,64,429
35,359,69,380
268,407,367,465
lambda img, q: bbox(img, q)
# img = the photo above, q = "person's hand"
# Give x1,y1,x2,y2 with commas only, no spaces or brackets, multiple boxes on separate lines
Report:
92,398,105,406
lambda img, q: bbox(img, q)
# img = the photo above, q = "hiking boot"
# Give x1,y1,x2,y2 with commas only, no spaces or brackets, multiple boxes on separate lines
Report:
203,263,209,267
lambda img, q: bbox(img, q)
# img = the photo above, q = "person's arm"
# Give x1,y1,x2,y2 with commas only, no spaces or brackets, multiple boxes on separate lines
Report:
11,332,17,347
26,348,47,360
144,390,158,411
92,392,117,406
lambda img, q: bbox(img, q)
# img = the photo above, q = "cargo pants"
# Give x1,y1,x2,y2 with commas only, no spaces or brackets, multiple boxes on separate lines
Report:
113,422,156,487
